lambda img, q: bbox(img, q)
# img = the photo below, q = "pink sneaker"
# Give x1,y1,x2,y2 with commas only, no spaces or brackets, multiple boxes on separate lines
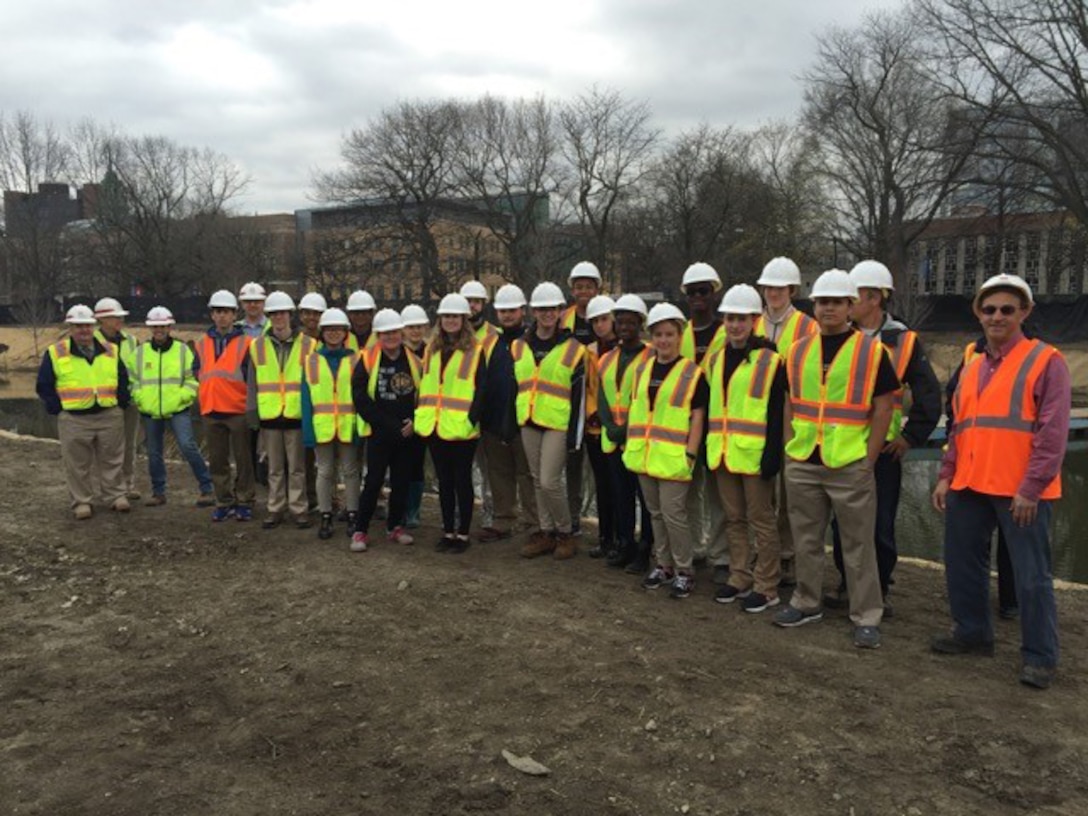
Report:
350,532,368,553
387,526,414,545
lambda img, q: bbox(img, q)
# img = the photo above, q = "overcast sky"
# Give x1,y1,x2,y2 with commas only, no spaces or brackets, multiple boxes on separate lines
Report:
3,0,904,214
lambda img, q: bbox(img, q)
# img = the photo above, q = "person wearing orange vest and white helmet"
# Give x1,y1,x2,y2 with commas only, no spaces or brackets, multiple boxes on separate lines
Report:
753,257,820,588
246,291,314,530
194,289,255,522
345,290,378,352
931,274,1070,690
36,304,132,519
94,296,142,500
773,270,898,649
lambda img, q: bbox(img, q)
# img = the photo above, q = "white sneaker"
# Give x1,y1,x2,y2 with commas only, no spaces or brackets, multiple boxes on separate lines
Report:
387,526,414,545
350,532,368,553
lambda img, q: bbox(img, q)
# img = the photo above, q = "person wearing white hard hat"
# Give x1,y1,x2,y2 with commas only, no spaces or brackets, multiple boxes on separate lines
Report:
773,270,898,649
400,304,430,359
237,282,269,339
930,274,1069,690
194,289,256,522
346,290,378,352
598,294,655,573
399,303,431,528
415,293,488,554
514,282,587,560
823,261,941,614
131,307,215,507
350,309,421,552
298,292,328,341
93,296,142,500
460,280,500,342
583,295,620,559
561,261,602,345
302,308,363,540
37,304,133,519
705,285,787,612
458,280,499,535
623,303,709,599
245,292,314,530
476,284,538,543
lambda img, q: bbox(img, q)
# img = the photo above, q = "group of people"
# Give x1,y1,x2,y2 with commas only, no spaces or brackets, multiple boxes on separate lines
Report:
36,258,1070,689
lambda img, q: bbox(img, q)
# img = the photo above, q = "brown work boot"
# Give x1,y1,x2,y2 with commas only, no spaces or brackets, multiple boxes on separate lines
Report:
520,530,556,558
553,533,578,560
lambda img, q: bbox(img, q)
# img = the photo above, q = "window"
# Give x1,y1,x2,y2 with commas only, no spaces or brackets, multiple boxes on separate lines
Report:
1024,232,1041,289
942,238,959,295
1002,234,1020,276
963,238,979,293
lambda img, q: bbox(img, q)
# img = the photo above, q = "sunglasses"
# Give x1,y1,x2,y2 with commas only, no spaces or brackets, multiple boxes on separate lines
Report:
686,286,713,297
980,304,1019,316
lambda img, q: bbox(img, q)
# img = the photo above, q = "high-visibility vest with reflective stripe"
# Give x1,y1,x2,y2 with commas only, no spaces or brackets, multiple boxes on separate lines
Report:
883,329,916,441
705,346,781,474
585,342,604,437
597,344,653,454
95,329,138,372
680,322,726,367
305,351,358,444
414,345,481,440
476,321,500,342
249,334,313,421
48,340,120,411
357,345,422,438
951,338,1062,500
480,328,501,363
131,341,197,419
755,309,818,357
346,332,378,353
561,305,578,332
785,332,880,468
195,334,250,415
512,336,585,431
623,357,702,481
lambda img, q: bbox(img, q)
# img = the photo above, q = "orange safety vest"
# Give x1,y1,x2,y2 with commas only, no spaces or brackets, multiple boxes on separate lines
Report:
196,334,250,415
884,330,917,441
950,337,1062,500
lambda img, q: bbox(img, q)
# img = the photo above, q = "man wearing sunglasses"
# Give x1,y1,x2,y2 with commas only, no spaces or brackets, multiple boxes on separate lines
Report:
931,273,1070,690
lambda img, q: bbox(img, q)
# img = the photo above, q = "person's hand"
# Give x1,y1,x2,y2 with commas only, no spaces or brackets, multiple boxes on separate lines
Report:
401,419,414,438
883,436,911,461
1010,493,1038,527
931,478,950,513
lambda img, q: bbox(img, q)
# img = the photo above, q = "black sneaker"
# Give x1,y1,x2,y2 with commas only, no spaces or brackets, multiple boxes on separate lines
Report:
448,536,470,554
773,606,824,628
669,572,695,599
588,538,609,559
318,513,334,540
641,566,674,590
930,635,995,657
435,536,455,553
741,592,781,614
715,585,751,605
346,511,358,537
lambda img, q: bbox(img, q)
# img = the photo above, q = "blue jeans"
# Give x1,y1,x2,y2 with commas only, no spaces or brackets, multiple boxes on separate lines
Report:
944,488,1059,669
144,412,213,497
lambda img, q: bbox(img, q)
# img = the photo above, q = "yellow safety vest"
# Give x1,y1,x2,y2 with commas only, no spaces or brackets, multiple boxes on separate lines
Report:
357,345,422,438
249,333,313,421
680,321,726,367
883,330,916,441
597,344,652,454
304,351,358,444
48,340,120,411
95,329,138,373
131,340,198,419
512,336,585,431
346,332,378,353
414,345,481,440
754,309,818,357
705,346,780,475
785,331,880,468
623,357,702,481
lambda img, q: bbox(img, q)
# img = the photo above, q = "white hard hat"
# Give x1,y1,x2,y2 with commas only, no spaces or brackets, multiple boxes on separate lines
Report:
437,293,472,316
208,289,239,310
530,282,565,309
849,260,894,292
145,306,176,326
318,308,351,329
718,284,763,315
975,273,1034,307
400,304,430,326
373,308,405,333
459,280,489,301
613,293,649,318
238,281,267,302
65,304,97,325
586,295,616,322
93,297,129,318
494,284,527,310
646,302,687,328
811,269,857,300
569,261,602,283
681,262,723,292
264,291,296,312
347,290,377,312
757,257,802,288
298,292,328,312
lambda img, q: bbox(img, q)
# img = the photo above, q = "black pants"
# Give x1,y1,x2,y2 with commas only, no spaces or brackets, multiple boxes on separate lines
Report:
566,444,585,529
585,434,615,543
357,432,412,534
607,450,653,547
996,528,1018,613
406,435,426,482
831,451,900,597
430,437,477,535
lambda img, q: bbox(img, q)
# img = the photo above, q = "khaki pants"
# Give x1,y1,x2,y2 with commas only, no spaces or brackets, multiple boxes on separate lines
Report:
715,469,780,595
58,408,126,507
264,428,307,517
784,459,883,627
481,430,538,529
521,426,571,533
121,403,141,494
206,413,255,508
315,441,360,514
638,475,693,572
688,456,727,564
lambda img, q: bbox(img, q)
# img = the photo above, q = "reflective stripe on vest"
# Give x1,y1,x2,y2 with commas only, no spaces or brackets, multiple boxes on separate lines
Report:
414,345,480,440
622,357,701,481
132,341,196,419
950,338,1062,499
884,330,916,441
49,340,120,410
597,345,652,454
705,346,780,475
755,310,818,357
785,332,880,468
250,334,311,421
196,335,250,415
512,337,585,431
305,352,357,444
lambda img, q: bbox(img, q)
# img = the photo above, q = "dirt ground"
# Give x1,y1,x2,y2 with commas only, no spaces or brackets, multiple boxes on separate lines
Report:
1,434,1086,816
